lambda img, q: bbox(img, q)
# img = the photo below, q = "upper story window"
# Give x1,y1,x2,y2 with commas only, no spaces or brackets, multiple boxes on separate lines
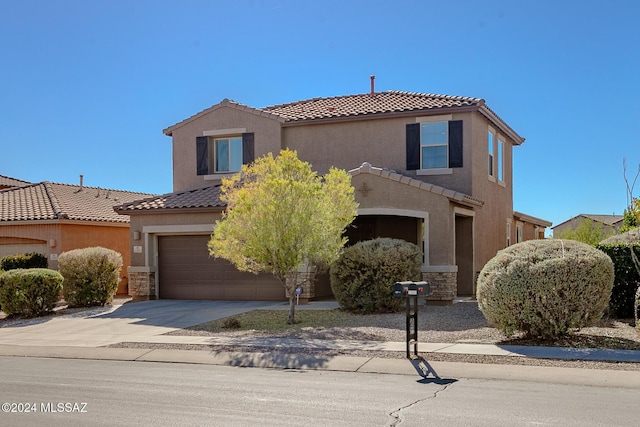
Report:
488,131,495,179
406,119,463,173
213,137,242,173
497,139,504,183
196,131,254,176
421,122,448,169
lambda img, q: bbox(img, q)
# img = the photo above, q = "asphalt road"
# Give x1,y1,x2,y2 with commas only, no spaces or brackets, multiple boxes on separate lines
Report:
0,356,637,426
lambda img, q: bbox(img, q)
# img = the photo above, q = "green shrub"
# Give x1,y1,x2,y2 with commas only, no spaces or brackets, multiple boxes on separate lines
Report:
330,238,422,313
595,243,640,318
477,239,614,339
58,247,123,307
0,268,63,316
1,252,48,270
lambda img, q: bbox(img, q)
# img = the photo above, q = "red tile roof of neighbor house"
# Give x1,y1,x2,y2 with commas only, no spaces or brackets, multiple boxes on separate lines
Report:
163,90,525,144
114,184,226,213
0,182,156,223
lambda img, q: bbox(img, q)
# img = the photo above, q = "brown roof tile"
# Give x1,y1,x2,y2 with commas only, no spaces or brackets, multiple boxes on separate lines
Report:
0,182,155,223
114,184,225,213
262,90,483,122
0,174,31,189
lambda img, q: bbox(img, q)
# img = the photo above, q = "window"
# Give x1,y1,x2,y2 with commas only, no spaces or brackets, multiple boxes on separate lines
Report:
406,120,462,171
212,137,242,173
421,122,448,169
506,220,511,246
516,223,523,243
196,133,254,176
488,131,495,179
497,139,504,182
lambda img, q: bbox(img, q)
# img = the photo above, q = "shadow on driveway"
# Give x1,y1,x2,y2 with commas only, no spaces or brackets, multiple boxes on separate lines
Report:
93,300,277,328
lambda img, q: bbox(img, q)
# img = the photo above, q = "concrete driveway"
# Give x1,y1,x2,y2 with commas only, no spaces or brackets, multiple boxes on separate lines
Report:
0,300,279,348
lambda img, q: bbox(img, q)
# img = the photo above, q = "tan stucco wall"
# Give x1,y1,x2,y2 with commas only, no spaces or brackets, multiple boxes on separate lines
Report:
351,173,455,266
128,211,221,267
468,114,516,274
282,113,475,196
170,106,282,191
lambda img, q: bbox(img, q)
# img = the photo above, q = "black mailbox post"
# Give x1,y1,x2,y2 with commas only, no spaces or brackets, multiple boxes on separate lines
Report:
393,281,429,358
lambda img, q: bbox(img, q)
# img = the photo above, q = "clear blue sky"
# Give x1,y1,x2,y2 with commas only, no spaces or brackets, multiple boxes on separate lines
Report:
2,0,639,231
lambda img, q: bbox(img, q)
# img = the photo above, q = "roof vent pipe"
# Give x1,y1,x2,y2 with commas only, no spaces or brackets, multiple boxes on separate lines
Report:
79,174,84,191
370,75,375,97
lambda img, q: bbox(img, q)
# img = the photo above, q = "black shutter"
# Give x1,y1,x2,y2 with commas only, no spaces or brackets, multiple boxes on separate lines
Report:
196,136,209,175
448,120,463,168
406,123,420,170
242,132,255,164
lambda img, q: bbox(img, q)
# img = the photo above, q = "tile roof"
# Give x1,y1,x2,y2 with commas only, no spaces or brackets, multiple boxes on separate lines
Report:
349,162,484,208
0,182,155,223
262,90,483,122
114,184,225,213
163,90,524,144
0,175,31,189
551,214,624,229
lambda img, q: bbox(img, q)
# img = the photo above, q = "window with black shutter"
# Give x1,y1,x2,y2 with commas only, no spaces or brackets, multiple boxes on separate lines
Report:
196,132,254,175
405,120,463,170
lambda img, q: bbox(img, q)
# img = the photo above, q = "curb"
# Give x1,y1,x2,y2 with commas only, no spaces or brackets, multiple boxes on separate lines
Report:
1,345,640,389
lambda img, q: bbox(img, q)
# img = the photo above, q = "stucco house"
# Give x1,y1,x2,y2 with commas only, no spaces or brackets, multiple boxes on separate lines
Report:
0,178,155,295
116,85,550,302
552,214,624,238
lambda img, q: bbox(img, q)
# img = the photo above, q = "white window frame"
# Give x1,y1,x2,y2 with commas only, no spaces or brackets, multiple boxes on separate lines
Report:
488,128,496,181
506,219,512,247
211,136,242,173
416,115,452,175
497,138,505,185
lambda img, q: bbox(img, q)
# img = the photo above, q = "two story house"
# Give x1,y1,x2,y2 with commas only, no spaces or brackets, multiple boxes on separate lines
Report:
116,84,550,302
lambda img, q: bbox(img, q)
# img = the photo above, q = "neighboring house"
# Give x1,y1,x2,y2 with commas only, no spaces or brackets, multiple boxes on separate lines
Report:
552,214,623,238
0,179,155,295
116,85,551,302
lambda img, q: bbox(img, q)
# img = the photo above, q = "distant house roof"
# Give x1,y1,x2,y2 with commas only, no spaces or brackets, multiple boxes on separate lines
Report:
0,182,155,223
551,214,624,230
114,184,226,214
163,90,524,144
0,175,31,190
513,211,552,227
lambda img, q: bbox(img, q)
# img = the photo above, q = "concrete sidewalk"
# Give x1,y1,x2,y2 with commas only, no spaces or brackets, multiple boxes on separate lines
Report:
1,298,639,364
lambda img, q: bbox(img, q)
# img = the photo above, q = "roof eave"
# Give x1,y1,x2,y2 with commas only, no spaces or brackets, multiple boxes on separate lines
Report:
479,106,525,145
163,99,286,137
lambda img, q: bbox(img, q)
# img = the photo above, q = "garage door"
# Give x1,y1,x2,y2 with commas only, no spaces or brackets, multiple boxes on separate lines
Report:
157,235,284,301
0,244,48,261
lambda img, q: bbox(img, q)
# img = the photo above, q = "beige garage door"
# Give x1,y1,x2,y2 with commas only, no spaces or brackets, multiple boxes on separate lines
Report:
157,235,284,301
0,244,48,261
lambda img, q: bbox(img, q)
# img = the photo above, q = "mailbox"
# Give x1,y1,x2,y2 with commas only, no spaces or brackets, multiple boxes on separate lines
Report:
393,281,429,297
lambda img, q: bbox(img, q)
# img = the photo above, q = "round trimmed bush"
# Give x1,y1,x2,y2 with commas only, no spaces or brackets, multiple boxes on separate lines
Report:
477,239,614,339
330,238,422,313
0,268,63,316
58,247,122,307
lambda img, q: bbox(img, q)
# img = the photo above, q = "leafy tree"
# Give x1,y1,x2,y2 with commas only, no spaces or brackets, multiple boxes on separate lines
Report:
208,149,358,324
621,158,640,233
554,218,615,245
620,197,640,233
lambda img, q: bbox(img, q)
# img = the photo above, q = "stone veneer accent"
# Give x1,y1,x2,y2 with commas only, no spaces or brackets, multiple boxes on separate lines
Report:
285,268,316,304
127,268,156,300
422,271,457,303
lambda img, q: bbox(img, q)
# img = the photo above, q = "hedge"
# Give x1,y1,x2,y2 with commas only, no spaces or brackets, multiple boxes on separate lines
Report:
596,243,640,319
1,252,48,270
0,268,63,316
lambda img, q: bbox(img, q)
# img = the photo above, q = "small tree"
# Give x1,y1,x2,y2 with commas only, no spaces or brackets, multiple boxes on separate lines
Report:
208,149,358,324
554,218,615,245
